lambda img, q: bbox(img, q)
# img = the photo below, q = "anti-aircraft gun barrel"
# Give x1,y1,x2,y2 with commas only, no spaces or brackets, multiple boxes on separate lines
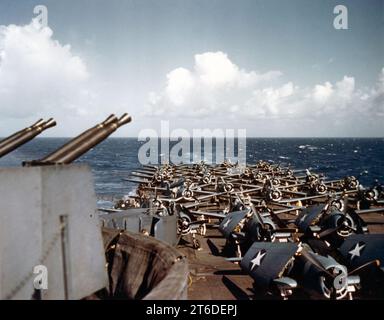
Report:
24,113,132,166
55,113,131,164
0,119,45,150
39,114,118,163
0,118,56,158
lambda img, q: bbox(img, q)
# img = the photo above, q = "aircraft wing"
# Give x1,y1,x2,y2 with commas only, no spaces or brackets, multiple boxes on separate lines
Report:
240,242,299,290
219,209,249,238
295,205,324,232
338,234,384,270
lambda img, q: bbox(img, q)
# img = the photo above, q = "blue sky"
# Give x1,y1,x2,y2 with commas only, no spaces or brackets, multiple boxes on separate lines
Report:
0,0,383,137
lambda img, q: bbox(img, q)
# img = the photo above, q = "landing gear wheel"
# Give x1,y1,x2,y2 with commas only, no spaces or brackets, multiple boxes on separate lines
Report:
177,213,191,236
198,223,207,236
192,238,201,250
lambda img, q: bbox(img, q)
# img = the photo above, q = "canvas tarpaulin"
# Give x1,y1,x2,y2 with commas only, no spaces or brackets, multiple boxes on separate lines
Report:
86,228,189,300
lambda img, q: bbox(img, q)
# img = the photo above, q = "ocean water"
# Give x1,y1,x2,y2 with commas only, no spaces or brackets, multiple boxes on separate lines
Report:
0,138,383,199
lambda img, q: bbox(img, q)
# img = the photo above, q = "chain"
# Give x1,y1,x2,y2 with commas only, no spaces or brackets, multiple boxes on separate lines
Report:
4,221,67,300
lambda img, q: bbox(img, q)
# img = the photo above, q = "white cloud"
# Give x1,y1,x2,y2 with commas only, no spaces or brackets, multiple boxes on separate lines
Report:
244,82,296,118
369,67,384,116
165,68,195,106
145,51,384,131
313,82,333,103
145,51,283,118
195,51,238,87
0,19,92,119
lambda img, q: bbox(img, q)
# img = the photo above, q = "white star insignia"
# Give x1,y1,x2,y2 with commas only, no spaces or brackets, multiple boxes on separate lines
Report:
250,250,267,271
348,242,366,261
223,218,232,229
299,214,307,223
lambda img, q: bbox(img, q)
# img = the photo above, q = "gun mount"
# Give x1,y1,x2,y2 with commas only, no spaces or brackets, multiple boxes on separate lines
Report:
0,113,189,300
